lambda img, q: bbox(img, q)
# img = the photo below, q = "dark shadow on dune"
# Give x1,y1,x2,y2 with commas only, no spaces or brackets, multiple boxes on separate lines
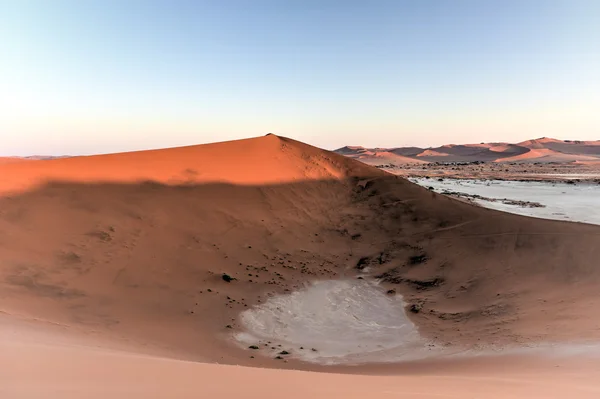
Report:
1,175,600,368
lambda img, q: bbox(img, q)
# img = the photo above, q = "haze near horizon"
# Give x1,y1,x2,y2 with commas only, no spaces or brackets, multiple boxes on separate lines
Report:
1,0,599,156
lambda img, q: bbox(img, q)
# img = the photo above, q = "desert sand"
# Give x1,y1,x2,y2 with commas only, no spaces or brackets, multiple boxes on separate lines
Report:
4,316,600,399
2,134,600,397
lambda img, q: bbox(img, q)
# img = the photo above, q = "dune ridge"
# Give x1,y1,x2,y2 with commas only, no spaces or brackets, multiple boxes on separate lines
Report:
0,135,382,195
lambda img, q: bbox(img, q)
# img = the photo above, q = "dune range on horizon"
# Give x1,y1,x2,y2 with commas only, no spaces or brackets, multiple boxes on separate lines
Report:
336,137,600,165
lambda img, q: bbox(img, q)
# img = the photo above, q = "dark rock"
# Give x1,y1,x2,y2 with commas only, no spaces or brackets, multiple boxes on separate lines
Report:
409,304,422,313
355,256,370,270
409,254,428,265
222,273,235,282
375,267,403,284
248,345,259,350
408,278,444,289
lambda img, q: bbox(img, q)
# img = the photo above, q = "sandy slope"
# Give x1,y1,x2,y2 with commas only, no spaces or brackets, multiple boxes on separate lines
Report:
2,134,600,397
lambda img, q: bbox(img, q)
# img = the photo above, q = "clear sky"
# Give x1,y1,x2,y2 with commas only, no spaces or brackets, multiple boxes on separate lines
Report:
1,0,599,155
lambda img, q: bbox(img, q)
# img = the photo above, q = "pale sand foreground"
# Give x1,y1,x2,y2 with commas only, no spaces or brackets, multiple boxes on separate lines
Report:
3,319,600,399
2,313,600,398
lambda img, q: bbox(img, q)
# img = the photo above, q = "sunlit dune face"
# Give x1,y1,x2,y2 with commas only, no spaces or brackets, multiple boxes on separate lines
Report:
0,135,383,196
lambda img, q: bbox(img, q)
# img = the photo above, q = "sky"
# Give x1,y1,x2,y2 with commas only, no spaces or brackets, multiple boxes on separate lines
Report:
1,0,599,155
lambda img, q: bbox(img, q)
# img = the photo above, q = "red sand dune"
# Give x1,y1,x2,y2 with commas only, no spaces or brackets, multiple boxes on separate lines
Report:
360,150,428,164
489,144,512,152
336,137,600,164
497,148,600,163
2,134,600,397
0,135,380,195
416,149,449,157
518,137,564,147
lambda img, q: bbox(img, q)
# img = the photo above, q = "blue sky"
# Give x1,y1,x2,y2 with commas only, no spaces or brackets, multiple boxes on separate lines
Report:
1,0,599,155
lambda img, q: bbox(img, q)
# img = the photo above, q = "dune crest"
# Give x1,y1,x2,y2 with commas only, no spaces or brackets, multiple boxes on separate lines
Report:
0,135,382,196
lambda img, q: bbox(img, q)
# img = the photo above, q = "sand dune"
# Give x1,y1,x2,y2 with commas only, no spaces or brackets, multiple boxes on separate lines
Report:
2,134,600,396
489,144,512,152
0,135,381,195
335,145,367,155
336,137,600,164
416,149,448,157
389,147,424,157
497,148,600,163
517,137,565,148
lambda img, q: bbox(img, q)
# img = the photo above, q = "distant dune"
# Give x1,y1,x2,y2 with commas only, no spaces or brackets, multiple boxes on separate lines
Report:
499,148,600,163
416,149,448,157
351,150,428,165
0,155,70,162
335,137,600,164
